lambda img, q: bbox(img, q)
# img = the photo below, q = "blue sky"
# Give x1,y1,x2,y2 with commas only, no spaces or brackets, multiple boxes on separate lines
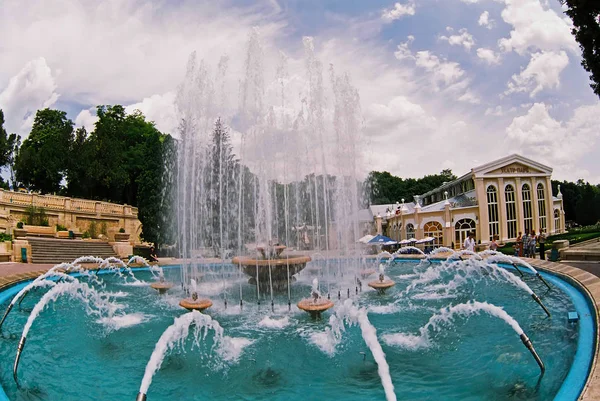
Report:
0,0,598,183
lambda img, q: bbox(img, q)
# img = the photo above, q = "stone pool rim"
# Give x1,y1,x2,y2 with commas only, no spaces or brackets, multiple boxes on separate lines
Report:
0,258,597,400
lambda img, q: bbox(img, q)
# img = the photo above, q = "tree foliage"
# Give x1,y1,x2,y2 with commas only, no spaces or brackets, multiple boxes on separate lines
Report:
553,179,600,226
15,109,73,193
0,110,19,189
365,169,457,205
562,0,600,98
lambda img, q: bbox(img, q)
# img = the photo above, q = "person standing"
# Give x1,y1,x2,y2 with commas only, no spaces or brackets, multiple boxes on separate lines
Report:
489,236,499,251
463,232,476,252
522,231,530,258
538,229,547,260
515,232,523,257
529,230,537,259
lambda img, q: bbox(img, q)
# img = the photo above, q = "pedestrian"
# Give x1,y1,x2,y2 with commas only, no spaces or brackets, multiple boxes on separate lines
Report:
529,230,537,259
539,228,547,260
489,235,499,251
515,232,522,257
463,232,476,252
522,231,530,258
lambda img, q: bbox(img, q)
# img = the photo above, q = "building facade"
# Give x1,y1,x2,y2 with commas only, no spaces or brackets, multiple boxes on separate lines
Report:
370,154,565,248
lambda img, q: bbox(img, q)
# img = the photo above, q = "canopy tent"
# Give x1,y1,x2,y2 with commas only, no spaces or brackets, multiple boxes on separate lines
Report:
357,234,375,244
415,237,435,244
383,240,398,245
368,234,394,244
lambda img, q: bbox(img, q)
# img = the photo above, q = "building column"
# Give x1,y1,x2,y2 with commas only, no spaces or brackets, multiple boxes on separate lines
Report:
475,178,488,244
375,215,383,235
515,177,524,236
497,177,506,241
531,178,540,233
444,202,452,247
545,177,554,234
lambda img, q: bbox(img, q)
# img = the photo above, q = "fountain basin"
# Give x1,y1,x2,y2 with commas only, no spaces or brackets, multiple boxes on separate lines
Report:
179,298,212,311
368,280,396,293
150,282,173,294
0,261,595,401
297,299,334,316
232,255,311,291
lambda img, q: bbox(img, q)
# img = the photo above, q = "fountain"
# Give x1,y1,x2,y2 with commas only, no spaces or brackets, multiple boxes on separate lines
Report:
0,28,594,401
179,279,212,311
149,273,173,294
368,264,395,293
232,244,311,291
297,278,334,317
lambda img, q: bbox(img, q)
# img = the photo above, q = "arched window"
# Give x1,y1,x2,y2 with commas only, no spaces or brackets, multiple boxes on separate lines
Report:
424,221,443,247
406,223,415,239
505,185,517,239
554,209,560,232
537,183,547,230
455,219,476,249
487,185,499,241
522,184,533,234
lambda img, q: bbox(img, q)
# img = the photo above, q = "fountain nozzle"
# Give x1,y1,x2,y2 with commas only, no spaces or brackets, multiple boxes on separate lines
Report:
520,333,545,375
511,263,524,277
0,302,14,331
136,392,147,401
531,293,551,317
13,336,26,387
536,273,551,290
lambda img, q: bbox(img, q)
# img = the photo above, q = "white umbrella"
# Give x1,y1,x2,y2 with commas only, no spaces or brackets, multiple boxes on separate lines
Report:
383,240,398,245
399,239,412,245
357,234,375,244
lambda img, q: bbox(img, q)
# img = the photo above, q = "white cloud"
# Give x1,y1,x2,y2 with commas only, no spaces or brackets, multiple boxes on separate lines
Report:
440,27,475,51
125,92,177,135
366,96,436,134
476,48,501,65
75,108,98,132
0,57,59,135
498,0,577,55
506,102,600,169
506,50,569,97
381,2,415,22
457,91,481,104
478,11,494,29
395,38,465,88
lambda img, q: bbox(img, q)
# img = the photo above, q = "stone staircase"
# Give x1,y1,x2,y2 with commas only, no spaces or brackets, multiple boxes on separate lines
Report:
27,237,118,264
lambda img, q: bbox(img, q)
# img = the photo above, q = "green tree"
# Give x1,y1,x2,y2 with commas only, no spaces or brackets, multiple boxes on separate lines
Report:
0,110,20,189
15,109,74,193
365,169,457,205
562,1,600,98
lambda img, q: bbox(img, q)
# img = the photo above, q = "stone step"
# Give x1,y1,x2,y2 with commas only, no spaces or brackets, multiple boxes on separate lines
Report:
26,237,118,264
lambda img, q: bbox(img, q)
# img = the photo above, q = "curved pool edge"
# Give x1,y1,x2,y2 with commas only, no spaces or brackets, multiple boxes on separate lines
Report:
524,258,600,401
0,258,598,400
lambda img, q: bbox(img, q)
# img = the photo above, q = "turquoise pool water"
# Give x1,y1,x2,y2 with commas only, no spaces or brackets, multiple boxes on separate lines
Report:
0,260,594,401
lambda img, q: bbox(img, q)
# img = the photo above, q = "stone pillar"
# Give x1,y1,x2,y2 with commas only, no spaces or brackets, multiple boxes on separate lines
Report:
444,200,452,247
475,178,488,243
414,196,423,239
375,215,383,235
497,177,506,241
545,177,553,234
531,179,540,232
515,177,524,236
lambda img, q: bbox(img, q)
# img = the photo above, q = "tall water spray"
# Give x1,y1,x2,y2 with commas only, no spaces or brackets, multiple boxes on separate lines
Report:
174,29,364,288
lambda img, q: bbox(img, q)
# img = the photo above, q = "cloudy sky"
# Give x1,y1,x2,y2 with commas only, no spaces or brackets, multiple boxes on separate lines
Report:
0,0,598,183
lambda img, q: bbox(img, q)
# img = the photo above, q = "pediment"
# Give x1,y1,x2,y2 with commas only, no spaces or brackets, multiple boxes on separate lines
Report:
485,162,544,175
473,154,552,177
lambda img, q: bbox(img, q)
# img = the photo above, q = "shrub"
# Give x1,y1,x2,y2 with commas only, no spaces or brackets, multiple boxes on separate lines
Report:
101,221,108,236
88,221,98,239
119,227,126,233
56,224,68,231
0,233,12,242
24,206,50,226
82,231,90,239
16,222,23,229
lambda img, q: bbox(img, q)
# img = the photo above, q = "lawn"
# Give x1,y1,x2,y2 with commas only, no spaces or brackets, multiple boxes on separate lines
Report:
497,224,600,256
